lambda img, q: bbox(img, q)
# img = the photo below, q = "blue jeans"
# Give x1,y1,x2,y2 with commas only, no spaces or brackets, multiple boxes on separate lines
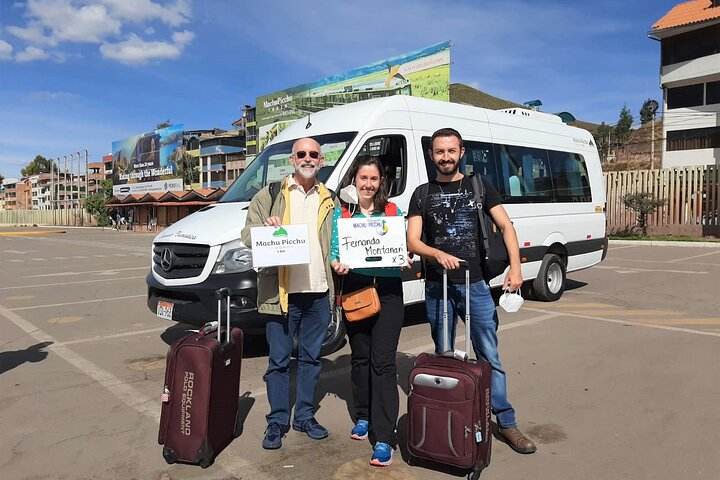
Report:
265,292,330,425
424,280,517,428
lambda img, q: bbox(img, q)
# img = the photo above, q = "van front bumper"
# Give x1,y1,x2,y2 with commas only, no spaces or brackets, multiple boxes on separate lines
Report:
146,270,270,334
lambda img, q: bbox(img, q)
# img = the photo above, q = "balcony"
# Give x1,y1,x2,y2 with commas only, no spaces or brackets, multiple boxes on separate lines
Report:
661,53,720,86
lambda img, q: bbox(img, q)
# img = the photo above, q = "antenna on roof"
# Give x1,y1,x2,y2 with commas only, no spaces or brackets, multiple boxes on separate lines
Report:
305,115,312,129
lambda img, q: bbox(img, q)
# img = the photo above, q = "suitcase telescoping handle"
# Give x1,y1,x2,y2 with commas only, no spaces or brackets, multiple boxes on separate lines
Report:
215,288,232,345
442,259,471,360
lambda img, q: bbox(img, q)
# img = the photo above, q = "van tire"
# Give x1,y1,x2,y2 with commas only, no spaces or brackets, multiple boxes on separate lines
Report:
320,305,346,356
532,254,565,302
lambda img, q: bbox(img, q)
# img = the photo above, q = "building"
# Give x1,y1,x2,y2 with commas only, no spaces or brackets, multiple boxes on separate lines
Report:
197,129,247,188
28,173,53,209
650,0,720,168
0,177,31,210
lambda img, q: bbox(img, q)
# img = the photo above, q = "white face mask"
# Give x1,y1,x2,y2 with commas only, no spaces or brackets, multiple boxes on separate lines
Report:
499,290,524,313
339,184,359,205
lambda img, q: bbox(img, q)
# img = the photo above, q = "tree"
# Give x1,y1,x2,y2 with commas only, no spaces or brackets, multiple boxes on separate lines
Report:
593,122,614,163
640,99,659,125
622,192,667,236
21,155,53,176
615,105,634,148
156,120,172,129
84,179,114,227
0,172,4,183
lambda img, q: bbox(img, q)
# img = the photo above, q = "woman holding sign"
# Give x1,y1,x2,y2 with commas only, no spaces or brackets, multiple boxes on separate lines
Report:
330,155,408,467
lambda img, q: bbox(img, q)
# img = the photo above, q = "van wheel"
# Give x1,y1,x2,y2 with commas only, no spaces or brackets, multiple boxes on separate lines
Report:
532,254,565,302
320,305,346,356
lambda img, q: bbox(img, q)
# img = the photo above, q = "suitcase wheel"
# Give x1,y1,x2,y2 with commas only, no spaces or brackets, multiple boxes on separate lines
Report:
162,447,176,465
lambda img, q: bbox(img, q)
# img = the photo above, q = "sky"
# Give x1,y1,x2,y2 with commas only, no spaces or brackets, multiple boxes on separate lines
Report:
0,0,683,179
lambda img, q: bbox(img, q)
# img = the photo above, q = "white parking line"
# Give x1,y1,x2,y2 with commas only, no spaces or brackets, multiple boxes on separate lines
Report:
25,266,148,278
595,265,707,274
668,250,720,263
525,306,720,338
54,327,169,346
0,276,147,290
9,294,146,311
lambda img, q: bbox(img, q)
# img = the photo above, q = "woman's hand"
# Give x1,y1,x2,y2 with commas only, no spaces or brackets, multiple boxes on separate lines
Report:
331,259,350,276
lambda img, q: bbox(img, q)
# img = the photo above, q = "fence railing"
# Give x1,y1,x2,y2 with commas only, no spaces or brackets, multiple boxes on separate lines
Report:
604,165,719,237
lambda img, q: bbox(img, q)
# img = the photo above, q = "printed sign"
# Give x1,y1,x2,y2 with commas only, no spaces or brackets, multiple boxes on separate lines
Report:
250,224,310,267
337,216,407,268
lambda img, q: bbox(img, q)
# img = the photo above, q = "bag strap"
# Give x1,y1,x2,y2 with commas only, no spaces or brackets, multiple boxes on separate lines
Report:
416,183,429,217
472,175,491,255
341,203,351,218
268,181,281,215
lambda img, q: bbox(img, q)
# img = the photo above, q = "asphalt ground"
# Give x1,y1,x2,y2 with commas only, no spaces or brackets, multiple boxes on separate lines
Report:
1,227,719,480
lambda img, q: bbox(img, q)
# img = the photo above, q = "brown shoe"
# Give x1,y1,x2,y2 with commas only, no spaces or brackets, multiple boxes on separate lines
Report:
498,427,537,454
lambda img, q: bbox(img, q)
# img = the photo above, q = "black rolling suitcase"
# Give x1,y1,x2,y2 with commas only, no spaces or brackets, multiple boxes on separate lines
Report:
158,288,243,468
407,263,492,479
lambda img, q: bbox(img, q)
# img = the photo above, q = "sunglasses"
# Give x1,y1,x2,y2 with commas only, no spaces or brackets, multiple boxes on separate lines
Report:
294,150,320,159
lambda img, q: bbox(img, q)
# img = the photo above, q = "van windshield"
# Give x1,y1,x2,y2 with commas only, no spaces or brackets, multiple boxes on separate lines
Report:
219,132,357,203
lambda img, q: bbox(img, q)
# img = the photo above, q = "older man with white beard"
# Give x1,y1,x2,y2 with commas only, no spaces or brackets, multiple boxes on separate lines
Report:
242,137,338,450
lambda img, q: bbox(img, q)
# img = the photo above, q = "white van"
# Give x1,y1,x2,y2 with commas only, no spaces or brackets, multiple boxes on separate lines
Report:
147,96,607,354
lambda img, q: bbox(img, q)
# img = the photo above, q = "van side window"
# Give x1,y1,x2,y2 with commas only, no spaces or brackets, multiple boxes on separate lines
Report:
496,144,553,203
355,135,407,197
548,150,591,202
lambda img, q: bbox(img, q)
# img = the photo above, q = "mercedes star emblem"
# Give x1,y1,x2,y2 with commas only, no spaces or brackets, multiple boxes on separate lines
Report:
160,248,174,272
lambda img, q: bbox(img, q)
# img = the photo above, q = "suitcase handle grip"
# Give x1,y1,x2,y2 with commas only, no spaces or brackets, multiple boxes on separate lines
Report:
215,288,232,345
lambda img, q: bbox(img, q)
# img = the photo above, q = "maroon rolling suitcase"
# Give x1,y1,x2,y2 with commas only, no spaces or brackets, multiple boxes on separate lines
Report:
407,264,492,479
158,288,243,468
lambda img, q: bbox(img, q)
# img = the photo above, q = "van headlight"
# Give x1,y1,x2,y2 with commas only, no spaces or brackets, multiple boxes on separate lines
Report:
212,239,253,274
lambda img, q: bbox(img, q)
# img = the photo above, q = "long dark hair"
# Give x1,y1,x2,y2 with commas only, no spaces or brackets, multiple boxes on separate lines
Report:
339,155,388,213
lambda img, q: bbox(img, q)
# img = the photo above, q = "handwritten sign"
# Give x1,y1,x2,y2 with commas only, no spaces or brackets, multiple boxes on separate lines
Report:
250,224,310,267
337,216,407,268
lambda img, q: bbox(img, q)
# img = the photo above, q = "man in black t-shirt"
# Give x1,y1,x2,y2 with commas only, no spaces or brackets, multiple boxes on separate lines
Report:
407,127,536,454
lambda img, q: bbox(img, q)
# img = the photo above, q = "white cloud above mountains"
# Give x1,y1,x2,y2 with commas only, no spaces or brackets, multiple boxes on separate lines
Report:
2,0,193,64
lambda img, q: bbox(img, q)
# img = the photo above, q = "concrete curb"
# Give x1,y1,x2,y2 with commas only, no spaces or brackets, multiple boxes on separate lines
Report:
610,239,720,248
0,230,66,236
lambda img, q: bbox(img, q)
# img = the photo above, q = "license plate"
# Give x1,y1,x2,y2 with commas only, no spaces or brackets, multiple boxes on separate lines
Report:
157,300,174,320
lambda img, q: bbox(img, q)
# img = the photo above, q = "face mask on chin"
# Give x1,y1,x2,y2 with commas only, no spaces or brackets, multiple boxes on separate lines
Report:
339,184,359,205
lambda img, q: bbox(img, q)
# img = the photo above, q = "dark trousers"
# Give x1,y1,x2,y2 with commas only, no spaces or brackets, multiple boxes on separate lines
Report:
343,273,404,447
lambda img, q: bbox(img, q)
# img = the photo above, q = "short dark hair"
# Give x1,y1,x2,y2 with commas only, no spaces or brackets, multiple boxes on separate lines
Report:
339,155,389,213
430,128,463,149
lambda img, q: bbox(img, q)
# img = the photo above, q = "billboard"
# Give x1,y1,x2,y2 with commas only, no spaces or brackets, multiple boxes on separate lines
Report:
111,124,185,195
256,41,451,150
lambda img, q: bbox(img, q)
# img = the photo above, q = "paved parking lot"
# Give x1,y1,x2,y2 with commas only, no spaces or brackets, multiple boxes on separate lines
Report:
1,227,719,480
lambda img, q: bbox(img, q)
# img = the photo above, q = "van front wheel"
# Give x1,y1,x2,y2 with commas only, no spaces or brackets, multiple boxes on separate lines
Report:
320,305,346,356
532,254,565,302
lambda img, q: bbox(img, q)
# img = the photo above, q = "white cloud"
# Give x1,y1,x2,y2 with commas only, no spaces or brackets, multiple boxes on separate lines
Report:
4,0,194,64
0,40,13,60
15,46,50,62
97,0,191,27
20,0,122,44
28,91,78,101
99,30,194,64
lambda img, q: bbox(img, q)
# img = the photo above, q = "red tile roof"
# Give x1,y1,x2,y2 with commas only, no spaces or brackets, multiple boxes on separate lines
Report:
652,0,720,31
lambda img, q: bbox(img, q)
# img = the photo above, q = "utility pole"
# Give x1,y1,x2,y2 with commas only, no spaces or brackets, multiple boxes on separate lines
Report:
63,155,68,226
650,114,655,170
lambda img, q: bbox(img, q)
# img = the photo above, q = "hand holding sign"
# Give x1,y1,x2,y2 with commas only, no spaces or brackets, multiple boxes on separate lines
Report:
337,216,408,269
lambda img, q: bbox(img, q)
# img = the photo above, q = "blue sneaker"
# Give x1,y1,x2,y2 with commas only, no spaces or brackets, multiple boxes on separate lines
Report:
262,422,289,450
292,417,328,440
350,419,369,440
370,442,393,466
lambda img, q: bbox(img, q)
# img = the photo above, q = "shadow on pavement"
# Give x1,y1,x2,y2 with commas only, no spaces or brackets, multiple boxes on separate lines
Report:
0,341,53,374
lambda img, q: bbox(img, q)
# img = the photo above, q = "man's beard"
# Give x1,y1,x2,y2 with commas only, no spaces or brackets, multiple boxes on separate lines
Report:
294,162,319,180
435,160,460,176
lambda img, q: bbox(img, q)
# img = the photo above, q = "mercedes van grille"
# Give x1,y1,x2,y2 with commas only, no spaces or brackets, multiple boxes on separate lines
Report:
153,243,210,279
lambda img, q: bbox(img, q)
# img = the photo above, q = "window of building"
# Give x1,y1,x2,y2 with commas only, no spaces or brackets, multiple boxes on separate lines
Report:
667,126,720,151
706,81,720,106
667,83,705,109
661,24,720,66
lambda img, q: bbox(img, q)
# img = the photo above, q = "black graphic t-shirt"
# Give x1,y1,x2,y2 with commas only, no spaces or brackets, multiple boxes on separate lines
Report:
408,176,501,284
